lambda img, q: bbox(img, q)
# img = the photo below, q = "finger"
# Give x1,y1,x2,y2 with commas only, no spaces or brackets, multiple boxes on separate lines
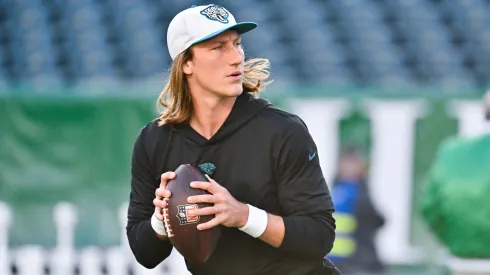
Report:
154,212,163,220
204,174,217,184
160,172,176,188
197,216,223,231
187,194,216,204
153,198,168,216
155,187,171,198
154,192,163,221
204,174,225,192
153,199,163,220
190,181,220,194
154,208,163,220
188,206,218,217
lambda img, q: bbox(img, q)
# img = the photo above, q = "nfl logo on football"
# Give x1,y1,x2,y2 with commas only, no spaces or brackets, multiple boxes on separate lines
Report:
177,204,200,225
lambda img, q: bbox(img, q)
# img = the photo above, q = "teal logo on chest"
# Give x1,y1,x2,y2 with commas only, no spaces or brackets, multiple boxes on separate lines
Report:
199,162,216,175
309,151,317,161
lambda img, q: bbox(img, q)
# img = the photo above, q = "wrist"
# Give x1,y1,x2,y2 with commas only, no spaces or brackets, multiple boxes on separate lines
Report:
238,204,268,238
238,202,249,228
150,213,167,237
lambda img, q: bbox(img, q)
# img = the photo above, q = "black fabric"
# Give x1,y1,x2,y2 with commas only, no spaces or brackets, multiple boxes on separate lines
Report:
126,92,337,275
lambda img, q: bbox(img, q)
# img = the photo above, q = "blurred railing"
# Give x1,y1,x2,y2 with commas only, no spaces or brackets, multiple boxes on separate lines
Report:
0,202,191,275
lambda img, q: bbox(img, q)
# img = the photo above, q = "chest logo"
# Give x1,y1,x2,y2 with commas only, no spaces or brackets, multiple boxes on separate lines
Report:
199,162,216,175
309,151,317,161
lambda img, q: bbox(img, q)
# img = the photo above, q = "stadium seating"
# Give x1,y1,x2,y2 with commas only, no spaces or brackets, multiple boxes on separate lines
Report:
6,0,63,84
1,0,490,87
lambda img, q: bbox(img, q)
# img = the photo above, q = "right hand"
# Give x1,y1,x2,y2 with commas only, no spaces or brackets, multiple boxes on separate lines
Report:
153,171,175,221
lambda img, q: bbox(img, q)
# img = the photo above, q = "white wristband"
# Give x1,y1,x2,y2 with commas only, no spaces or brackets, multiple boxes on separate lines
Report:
238,204,268,238
151,213,167,236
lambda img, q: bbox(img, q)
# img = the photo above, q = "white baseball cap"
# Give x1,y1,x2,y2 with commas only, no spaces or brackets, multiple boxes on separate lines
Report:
167,4,257,60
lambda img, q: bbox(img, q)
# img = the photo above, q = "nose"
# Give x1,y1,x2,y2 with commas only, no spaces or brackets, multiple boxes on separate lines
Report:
226,44,243,66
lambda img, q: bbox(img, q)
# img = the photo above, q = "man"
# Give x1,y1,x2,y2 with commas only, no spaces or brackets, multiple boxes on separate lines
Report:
419,91,490,275
126,4,338,275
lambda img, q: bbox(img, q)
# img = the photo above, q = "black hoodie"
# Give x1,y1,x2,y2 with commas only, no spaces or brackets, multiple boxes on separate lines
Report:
126,92,336,275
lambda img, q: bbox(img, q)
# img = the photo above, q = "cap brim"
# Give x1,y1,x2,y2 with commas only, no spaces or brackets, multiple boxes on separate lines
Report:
191,22,258,46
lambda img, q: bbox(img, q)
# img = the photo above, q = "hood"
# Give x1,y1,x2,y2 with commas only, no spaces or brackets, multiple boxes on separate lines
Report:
175,92,272,146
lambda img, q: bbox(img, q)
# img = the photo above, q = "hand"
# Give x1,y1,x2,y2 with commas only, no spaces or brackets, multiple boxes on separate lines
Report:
187,174,249,231
153,171,175,221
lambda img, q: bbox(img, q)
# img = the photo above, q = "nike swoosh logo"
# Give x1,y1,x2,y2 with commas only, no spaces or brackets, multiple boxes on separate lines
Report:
309,151,317,161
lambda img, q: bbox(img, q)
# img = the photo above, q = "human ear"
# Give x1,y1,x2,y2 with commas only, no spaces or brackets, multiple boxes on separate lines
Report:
183,60,193,75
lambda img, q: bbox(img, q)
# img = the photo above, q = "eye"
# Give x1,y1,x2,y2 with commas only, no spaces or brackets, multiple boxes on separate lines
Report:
212,45,223,50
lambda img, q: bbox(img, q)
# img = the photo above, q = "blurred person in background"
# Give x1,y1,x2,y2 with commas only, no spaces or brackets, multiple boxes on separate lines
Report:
419,91,490,275
328,147,385,275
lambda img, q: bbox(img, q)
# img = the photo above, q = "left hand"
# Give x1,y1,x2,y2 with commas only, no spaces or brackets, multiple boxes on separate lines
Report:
187,174,248,231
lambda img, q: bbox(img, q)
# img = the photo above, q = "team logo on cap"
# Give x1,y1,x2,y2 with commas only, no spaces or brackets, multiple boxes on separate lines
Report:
200,5,229,24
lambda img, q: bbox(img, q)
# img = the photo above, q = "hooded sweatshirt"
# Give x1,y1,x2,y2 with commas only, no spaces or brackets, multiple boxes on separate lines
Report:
126,92,336,275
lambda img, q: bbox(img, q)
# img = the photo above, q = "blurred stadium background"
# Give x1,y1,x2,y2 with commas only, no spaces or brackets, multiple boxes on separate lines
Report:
1,0,489,274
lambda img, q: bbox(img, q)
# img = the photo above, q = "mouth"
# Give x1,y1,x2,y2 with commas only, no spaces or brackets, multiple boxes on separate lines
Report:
227,71,242,78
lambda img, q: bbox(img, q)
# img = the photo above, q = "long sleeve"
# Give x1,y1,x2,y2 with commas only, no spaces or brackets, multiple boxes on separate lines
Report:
274,116,336,259
126,129,173,268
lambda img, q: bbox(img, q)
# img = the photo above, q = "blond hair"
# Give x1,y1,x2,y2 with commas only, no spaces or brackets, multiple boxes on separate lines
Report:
156,49,272,126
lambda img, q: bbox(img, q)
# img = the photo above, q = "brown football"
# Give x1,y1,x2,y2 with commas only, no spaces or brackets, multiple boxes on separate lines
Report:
163,164,221,264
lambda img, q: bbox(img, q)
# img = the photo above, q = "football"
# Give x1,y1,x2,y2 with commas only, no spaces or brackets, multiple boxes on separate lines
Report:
163,164,221,264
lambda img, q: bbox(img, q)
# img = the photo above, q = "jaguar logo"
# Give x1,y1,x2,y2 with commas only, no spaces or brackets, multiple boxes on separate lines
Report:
200,5,229,24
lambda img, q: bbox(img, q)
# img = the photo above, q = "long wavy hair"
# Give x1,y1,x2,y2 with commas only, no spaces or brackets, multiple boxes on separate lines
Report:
156,48,272,126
